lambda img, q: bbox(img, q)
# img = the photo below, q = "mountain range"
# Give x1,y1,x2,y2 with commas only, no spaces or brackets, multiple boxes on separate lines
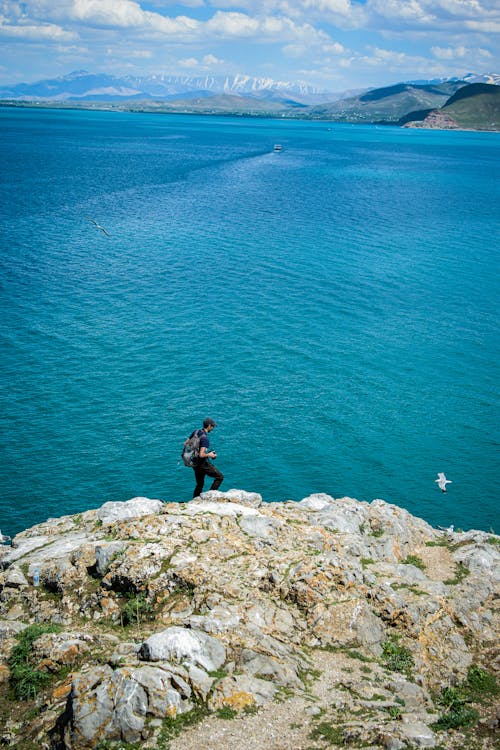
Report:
1,70,498,130
1,70,497,106
0,70,343,106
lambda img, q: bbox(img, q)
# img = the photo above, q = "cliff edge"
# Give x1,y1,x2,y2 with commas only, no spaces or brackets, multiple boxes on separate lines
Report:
0,491,498,749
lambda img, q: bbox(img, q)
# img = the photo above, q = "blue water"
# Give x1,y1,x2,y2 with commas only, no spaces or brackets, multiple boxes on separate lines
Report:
0,107,498,537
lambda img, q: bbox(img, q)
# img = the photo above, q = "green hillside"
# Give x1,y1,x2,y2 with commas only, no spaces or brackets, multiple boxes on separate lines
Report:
118,94,288,115
300,81,465,123
442,83,500,130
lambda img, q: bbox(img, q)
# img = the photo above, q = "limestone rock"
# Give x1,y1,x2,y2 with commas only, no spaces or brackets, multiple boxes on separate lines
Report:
208,673,276,709
398,720,437,747
239,514,282,539
197,489,263,508
296,493,335,511
139,626,226,672
3,566,28,588
94,542,125,576
96,497,163,523
0,491,497,750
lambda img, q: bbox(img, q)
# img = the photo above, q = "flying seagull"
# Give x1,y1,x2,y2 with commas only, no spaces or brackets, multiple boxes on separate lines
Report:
86,217,110,237
435,472,452,492
0,529,11,545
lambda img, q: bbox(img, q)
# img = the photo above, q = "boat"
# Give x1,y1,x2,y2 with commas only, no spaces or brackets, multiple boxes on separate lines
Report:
273,144,283,152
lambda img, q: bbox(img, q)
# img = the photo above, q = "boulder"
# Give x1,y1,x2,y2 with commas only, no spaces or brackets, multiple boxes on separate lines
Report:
239,515,282,539
208,673,276,710
197,489,263,508
3,566,28,588
139,626,226,672
296,493,335,511
182,501,260,518
94,542,125,576
97,497,163,523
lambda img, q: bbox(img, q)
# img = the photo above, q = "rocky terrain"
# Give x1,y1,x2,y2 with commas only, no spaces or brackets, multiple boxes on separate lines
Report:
0,491,498,750
403,111,460,130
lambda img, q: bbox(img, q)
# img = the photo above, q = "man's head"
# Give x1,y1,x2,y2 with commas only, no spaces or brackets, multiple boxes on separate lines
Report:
203,417,217,431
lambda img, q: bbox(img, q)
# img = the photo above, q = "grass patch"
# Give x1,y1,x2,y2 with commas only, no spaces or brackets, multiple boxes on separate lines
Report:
391,583,427,596
9,624,61,700
361,558,375,568
216,706,238,719
380,637,414,680
464,664,499,701
432,686,479,730
486,535,499,546
158,706,208,749
432,665,498,731
274,685,295,703
243,703,259,715
345,649,373,663
387,705,403,719
425,538,450,548
310,722,344,744
208,668,228,680
401,554,426,571
371,528,384,538
444,562,470,586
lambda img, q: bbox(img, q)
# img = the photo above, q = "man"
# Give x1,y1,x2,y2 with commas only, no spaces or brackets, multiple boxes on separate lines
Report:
192,418,224,498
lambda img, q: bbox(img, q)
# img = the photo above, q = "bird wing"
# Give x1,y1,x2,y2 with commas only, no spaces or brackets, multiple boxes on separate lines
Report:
100,227,110,237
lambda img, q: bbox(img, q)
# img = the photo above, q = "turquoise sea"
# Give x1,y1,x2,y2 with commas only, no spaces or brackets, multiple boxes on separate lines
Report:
0,107,498,537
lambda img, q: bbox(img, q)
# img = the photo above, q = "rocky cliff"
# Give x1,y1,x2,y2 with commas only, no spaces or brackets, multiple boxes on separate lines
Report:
402,111,460,130
0,491,498,750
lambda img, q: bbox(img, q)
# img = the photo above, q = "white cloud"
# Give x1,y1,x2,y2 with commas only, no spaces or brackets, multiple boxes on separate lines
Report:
365,0,500,32
0,20,76,40
179,56,199,67
432,45,467,59
179,52,224,68
203,53,224,64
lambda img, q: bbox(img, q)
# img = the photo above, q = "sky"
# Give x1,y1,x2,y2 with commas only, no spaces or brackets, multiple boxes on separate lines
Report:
0,1,498,91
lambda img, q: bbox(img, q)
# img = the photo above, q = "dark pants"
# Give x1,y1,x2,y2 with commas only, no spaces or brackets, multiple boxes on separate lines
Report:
193,461,224,498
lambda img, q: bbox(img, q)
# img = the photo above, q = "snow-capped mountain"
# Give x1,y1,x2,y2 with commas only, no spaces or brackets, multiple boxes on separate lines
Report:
406,72,500,87
0,70,335,104
462,72,500,85
1,70,497,105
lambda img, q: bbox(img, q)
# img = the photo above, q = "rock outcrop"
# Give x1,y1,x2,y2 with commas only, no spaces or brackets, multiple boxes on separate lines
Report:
0,491,498,749
403,110,460,129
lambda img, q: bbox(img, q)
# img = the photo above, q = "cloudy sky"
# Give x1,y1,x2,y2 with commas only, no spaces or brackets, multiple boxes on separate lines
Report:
0,1,498,90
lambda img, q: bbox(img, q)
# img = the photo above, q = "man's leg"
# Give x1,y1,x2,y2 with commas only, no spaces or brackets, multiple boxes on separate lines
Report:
203,463,224,491
193,466,205,498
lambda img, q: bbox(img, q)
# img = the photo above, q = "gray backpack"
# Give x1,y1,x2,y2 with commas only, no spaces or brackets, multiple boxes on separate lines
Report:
181,430,202,467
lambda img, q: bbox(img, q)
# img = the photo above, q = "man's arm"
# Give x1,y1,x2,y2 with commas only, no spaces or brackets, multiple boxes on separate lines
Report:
199,446,216,458
199,434,216,459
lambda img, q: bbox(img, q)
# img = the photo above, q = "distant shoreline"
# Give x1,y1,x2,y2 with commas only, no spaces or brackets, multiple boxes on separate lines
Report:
1,99,498,132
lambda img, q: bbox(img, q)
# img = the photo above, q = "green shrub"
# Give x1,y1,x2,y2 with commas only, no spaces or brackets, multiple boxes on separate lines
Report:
464,665,499,701
309,722,344,743
432,665,497,731
433,686,479,729
9,624,60,700
402,554,426,571
158,706,207,749
444,562,470,585
121,593,153,626
381,637,414,679
216,706,238,719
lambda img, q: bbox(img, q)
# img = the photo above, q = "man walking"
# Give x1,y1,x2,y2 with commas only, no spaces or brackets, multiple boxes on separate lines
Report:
192,418,224,498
